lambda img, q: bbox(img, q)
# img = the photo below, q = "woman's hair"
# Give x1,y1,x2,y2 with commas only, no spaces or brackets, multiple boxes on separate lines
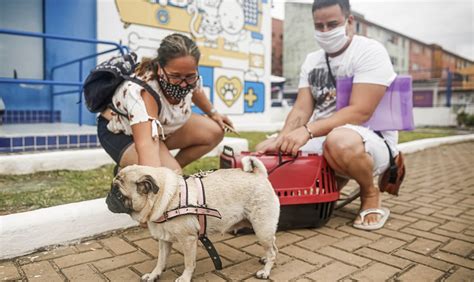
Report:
135,33,200,78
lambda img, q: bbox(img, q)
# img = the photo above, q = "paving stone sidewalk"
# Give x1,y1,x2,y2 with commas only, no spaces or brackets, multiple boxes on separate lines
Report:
1,142,473,281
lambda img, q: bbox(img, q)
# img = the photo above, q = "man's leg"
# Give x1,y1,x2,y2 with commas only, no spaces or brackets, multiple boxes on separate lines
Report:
323,128,381,225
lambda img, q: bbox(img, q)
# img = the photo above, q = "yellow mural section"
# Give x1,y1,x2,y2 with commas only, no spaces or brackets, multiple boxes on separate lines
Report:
113,0,266,114
115,1,190,32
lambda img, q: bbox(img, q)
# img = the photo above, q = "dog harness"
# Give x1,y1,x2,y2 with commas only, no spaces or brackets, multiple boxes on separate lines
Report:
153,175,223,270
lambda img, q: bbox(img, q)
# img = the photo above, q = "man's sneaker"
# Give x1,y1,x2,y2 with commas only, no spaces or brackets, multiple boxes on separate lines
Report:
378,152,406,196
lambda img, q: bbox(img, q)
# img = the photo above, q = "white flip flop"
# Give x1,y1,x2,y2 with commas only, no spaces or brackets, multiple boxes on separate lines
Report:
353,207,390,231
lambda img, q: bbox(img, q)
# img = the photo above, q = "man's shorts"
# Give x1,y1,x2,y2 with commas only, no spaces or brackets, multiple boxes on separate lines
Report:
300,124,398,176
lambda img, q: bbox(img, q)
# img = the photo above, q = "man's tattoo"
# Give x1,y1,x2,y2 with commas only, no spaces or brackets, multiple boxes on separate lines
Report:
288,116,304,130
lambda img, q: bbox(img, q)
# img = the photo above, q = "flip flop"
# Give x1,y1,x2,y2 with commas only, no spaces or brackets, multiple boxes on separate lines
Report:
353,207,390,231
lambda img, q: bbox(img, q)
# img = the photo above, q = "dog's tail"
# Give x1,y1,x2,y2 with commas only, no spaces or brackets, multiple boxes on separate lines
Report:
242,156,268,177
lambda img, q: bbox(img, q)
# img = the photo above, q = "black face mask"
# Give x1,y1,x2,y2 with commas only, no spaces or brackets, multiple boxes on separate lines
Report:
158,76,195,101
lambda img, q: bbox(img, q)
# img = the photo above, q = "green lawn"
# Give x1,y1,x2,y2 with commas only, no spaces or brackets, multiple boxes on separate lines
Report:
0,129,461,215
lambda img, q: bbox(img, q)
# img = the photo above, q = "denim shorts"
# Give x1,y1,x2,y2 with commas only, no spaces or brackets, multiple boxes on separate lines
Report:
97,115,134,164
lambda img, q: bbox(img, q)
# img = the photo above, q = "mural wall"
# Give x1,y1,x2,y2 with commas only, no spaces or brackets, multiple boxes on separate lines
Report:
97,0,271,116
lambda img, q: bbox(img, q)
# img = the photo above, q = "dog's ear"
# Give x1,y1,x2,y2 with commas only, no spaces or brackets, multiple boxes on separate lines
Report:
136,175,160,195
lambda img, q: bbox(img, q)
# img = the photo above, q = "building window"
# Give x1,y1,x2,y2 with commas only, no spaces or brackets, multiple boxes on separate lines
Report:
390,56,398,66
389,35,398,44
0,0,44,78
356,22,360,33
413,44,421,54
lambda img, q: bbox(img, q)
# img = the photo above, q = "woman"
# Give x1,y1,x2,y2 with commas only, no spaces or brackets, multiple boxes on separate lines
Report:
97,33,232,173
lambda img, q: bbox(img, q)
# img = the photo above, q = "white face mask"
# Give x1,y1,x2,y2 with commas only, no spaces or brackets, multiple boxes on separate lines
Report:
314,22,349,54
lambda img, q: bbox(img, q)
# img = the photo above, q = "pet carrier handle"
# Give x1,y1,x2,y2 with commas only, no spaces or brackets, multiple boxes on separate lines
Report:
268,151,300,176
222,145,235,157
277,150,302,164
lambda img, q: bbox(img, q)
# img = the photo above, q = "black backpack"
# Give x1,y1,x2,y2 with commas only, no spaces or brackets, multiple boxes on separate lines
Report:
83,52,161,115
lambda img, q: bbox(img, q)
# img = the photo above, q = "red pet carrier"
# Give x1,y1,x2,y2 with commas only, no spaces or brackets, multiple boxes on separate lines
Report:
220,146,340,229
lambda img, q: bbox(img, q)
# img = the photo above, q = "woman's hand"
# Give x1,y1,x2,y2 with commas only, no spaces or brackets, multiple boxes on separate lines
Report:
209,112,233,131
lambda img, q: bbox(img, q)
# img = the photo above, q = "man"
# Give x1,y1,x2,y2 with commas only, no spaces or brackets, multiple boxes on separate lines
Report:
256,0,405,230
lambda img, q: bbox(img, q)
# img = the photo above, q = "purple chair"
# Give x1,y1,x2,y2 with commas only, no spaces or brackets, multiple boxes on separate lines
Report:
336,76,415,131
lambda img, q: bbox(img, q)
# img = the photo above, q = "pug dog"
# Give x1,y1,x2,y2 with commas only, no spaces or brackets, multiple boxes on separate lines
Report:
106,156,280,282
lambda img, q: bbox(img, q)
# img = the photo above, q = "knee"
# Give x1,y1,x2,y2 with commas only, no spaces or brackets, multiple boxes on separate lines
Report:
324,130,362,163
207,123,224,146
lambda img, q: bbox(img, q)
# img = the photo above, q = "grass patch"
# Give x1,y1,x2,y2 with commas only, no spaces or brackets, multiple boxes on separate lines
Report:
0,128,461,215
399,130,455,143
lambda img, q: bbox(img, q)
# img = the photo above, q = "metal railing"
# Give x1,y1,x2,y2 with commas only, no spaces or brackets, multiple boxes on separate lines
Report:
0,28,129,125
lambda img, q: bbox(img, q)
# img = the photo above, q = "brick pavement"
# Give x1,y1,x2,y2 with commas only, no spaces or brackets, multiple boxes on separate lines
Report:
1,142,473,281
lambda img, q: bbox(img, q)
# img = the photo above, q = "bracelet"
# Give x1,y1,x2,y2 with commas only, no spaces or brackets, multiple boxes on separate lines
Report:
303,124,314,139
206,107,217,117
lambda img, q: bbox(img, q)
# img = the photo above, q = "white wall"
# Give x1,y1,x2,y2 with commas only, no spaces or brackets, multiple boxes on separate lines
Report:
413,107,457,127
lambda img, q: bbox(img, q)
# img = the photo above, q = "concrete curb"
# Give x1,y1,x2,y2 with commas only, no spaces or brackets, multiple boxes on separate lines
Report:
1,134,473,259
397,134,474,154
0,199,137,260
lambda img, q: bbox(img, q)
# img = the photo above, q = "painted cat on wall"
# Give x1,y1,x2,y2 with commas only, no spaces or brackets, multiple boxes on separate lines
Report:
218,0,247,51
188,0,222,48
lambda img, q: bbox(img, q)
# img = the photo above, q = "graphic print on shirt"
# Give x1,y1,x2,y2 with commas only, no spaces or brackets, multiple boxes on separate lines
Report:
307,67,337,119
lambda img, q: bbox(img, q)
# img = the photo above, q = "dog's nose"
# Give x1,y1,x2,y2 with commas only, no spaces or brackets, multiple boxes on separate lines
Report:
105,189,131,214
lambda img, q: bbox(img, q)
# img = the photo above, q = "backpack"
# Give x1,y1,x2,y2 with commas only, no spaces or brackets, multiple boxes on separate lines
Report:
83,52,161,115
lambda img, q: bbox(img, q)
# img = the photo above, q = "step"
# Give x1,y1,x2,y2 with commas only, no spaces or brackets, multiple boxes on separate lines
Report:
0,123,99,153
0,136,248,175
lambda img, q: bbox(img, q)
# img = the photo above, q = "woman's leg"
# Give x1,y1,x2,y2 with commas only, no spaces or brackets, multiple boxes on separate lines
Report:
164,113,224,167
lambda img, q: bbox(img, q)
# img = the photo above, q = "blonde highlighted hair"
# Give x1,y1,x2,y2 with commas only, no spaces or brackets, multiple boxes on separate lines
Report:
135,33,200,79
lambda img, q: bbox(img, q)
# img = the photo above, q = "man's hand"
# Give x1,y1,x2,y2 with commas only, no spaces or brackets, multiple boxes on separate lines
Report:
256,136,281,153
277,126,311,156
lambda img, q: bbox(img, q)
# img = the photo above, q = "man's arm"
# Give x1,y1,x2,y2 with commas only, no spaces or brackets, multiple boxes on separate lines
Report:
306,83,387,137
278,83,387,156
255,87,314,152
280,87,315,135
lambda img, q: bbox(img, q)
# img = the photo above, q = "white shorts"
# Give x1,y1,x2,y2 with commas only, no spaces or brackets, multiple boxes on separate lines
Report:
300,124,398,176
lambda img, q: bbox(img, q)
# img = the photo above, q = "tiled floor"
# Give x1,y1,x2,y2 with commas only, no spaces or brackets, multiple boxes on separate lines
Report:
1,142,473,281
0,123,100,153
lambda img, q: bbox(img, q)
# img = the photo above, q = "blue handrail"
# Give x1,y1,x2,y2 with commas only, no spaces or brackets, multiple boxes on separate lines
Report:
0,28,129,125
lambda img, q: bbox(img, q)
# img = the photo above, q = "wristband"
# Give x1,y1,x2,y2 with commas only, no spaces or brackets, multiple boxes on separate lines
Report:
207,107,217,117
303,124,314,139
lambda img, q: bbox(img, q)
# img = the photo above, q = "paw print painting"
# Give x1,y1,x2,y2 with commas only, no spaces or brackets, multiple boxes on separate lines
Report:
216,76,243,107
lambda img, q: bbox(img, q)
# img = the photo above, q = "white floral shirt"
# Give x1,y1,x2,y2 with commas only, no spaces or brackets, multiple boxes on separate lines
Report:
106,71,194,140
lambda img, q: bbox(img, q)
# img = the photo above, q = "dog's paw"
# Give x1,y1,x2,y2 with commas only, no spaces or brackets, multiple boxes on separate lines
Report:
259,257,267,264
141,272,160,282
255,269,270,279
175,276,191,282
